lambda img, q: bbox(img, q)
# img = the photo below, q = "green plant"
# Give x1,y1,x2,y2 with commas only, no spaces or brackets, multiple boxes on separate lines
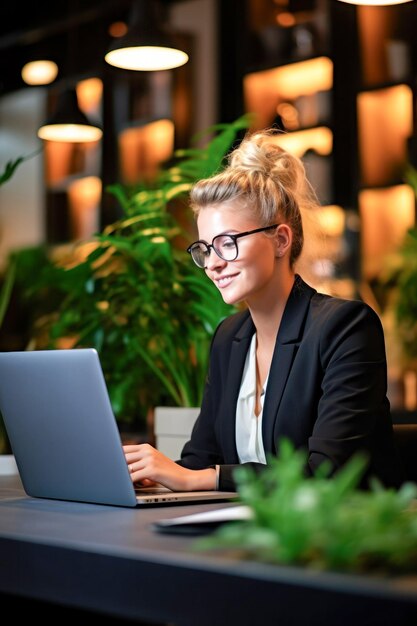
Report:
2,115,252,429
0,150,41,187
198,439,417,575
391,165,417,364
0,148,42,328
0,150,44,451
0,149,43,328
393,228,417,362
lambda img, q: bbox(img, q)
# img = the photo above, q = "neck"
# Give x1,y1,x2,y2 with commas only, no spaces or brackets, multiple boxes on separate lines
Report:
248,271,295,341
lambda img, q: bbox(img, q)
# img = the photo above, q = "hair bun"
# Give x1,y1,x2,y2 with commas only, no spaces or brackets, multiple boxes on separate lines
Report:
230,129,306,194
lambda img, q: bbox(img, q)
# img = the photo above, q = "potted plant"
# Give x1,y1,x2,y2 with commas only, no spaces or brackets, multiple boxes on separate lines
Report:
0,115,252,441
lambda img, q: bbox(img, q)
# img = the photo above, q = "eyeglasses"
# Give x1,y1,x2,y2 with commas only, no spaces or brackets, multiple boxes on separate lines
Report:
187,224,279,269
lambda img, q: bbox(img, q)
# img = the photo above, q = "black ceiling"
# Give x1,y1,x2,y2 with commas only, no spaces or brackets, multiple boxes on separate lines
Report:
0,1,184,96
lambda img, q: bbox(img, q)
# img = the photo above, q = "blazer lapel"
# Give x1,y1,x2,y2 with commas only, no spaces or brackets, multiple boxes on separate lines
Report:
218,276,316,462
262,276,316,454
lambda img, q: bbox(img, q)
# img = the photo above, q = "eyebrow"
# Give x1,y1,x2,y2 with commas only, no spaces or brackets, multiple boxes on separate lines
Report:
197,229,241,242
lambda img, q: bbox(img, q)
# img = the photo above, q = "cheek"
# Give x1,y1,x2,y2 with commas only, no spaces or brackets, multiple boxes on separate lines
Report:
240,251,275,283
255,259,275,280
251,245,276,271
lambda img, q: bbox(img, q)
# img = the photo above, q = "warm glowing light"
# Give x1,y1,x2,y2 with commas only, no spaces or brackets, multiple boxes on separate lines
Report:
119,118,175,183
44,141,74,184
109,21,128,38
68,176,102,206
316,205,346,238
246,56,333,100
277,102,299,130
38,124,103,142
68,176,102,240
244,57,333,130
104,0,189,72
76,78,103,114
359,185,415,279
21,60,58,85
268,127,333,158
337,0,413,5
297,204,346,291
357,85,413,187
38,87,103,143
276,12,296,27
105,46,188,71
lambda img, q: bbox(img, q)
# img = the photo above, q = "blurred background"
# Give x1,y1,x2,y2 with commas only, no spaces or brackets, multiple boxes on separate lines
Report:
0,0,416,430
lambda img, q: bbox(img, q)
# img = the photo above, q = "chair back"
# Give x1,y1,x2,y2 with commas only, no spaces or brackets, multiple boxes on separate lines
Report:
393,423,417,485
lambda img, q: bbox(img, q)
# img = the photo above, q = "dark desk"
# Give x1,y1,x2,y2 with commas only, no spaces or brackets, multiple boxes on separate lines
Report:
1,475,417,626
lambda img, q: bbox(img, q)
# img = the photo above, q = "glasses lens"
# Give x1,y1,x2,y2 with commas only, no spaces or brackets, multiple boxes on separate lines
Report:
190,243,208,268
213,235,238,261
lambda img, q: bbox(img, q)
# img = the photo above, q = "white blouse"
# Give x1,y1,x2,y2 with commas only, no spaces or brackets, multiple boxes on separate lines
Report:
235,333,267,464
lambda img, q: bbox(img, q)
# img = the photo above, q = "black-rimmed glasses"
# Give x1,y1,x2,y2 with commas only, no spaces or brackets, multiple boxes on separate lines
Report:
187,224,279,269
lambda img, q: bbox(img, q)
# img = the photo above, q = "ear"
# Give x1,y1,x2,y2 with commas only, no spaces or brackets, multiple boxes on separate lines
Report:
275,224,292,258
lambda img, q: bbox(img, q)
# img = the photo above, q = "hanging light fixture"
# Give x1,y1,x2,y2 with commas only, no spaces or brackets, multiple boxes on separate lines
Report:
104,0,189,71
337,0,413,5
37,0,102,143
21,60,59,86
21,39,59,86
37,87,103,142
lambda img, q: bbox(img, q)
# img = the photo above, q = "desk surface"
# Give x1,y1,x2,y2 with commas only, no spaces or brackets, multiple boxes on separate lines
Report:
1,475,417,626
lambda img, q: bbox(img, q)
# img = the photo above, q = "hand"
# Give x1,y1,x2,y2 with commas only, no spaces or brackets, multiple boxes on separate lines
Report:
123,443,216,492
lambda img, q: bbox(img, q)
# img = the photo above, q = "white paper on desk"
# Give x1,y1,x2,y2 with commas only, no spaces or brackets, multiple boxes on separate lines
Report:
155,504,253,528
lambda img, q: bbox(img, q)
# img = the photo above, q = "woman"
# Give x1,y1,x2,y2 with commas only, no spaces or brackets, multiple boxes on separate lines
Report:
124,128,403,491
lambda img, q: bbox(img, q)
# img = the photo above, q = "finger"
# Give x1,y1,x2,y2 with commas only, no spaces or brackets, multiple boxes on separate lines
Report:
139,478,158,487
130,467,153,484
128,457,152,479
123,444,143,453
125,451,140,464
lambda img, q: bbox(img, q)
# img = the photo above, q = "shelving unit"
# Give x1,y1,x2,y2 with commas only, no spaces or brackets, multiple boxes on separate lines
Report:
227,0,417,291
238,2,339,292
357,82,415,281
355,5,416,284
219,0,417,412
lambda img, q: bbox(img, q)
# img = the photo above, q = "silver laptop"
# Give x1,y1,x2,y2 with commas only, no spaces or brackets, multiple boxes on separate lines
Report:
0,348,237,507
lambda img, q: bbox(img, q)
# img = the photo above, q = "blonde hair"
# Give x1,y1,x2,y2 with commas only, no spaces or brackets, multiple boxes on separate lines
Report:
189,128,321,266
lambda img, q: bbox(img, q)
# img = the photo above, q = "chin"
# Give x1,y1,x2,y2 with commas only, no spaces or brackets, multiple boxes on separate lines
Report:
220,291,244,306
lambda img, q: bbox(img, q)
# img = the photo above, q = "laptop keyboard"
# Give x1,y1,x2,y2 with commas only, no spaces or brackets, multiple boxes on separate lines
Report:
134,486,172,495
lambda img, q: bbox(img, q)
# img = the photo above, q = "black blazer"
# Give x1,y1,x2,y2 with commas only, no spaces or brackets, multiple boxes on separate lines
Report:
179,275,404,490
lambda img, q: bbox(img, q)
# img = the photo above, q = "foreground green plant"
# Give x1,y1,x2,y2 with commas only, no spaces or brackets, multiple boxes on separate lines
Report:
198,440,417,574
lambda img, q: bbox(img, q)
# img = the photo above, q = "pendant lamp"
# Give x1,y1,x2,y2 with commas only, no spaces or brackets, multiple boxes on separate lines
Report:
37,87,103,143
21,60,59,86
337,0,413,5
105,0,189,71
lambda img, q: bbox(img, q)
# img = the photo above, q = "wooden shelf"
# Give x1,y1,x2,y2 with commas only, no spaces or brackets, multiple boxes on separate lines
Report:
359,184,415,281
243,56,333,131
357,84,413,188
266,126,332,157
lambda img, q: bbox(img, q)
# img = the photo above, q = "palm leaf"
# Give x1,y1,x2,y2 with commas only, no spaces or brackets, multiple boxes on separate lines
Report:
0,262,16,328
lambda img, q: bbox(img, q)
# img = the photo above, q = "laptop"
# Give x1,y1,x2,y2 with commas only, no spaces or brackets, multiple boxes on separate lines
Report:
0,348,237,507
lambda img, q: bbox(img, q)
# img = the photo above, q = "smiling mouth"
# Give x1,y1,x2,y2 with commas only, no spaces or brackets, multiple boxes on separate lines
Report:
214,274,237,288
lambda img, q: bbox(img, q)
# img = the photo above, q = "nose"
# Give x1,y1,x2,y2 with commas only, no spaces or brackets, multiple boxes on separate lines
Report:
205,246,227,271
